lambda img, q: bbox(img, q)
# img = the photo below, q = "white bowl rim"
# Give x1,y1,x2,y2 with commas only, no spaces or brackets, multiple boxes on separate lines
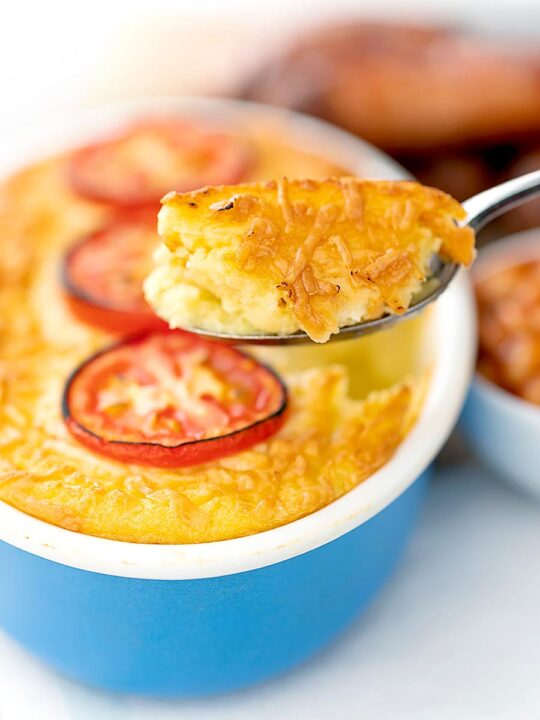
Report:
472,227,540,282
472,227,540,421
0,96,476,580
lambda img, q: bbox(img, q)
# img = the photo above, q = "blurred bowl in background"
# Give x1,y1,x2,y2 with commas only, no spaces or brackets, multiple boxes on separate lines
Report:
462,228,540,497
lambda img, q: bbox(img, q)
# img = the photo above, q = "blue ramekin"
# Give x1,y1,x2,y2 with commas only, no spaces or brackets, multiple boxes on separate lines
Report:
0,98,476,696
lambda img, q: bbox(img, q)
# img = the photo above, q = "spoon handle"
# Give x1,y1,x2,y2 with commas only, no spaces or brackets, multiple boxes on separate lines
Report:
462,169,540,232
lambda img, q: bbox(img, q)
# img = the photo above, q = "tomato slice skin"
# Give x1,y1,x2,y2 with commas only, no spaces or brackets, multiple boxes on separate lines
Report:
62,333,288,468
68,119,252,208
62,212,167,335
63,293,166,335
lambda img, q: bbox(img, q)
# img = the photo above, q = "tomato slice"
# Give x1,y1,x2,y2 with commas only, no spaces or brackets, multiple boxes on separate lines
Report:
68,119,252,207
63,332,288,468
63,212,167,334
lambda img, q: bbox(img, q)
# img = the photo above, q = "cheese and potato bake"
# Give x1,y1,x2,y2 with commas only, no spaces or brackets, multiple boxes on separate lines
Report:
0,118,431,544
145,178,474,342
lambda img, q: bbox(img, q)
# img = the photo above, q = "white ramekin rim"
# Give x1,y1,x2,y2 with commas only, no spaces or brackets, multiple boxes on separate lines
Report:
472,227,540,420
472,227,540,283
0,96,476,580
0,95,409,183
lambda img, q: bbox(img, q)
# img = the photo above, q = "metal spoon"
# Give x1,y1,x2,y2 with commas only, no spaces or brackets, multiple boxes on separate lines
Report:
186,169,540,346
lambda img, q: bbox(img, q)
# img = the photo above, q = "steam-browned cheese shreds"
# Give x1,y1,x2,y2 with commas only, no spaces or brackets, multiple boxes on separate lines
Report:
0,351,424,543
145,178,475,342
0,148,427,545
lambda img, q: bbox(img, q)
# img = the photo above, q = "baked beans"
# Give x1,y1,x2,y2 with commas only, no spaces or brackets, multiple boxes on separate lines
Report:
476,258,540,404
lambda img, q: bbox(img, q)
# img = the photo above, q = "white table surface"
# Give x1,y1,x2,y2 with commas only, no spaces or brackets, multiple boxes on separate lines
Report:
2,449,540,720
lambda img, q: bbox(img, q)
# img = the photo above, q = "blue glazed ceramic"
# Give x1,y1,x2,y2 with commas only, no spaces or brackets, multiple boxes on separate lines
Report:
0,98,476,697
0,473,427,697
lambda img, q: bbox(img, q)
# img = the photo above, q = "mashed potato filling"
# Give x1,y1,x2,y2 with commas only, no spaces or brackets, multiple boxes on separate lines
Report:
145,178,474,342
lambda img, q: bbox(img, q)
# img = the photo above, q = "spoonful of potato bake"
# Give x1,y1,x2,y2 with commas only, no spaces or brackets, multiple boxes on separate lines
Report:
144,171,540,345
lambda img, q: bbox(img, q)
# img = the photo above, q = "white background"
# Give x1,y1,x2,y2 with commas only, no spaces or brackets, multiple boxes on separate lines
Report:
1,0,539,135
1,1,540,717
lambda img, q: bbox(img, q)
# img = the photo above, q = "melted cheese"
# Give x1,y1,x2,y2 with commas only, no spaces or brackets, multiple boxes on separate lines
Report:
145,178,474,342
0,131,428,544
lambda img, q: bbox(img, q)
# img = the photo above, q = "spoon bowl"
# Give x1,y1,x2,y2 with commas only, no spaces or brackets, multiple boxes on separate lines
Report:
184,169,540,345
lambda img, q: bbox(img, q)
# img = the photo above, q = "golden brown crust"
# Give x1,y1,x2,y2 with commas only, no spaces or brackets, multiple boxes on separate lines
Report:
0,350,423,543
0,134,426,544
242,22,540,152
147,178,474,342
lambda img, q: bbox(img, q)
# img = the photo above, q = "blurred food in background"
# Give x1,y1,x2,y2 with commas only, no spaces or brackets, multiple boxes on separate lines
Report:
476,250,540,404
506,147,540,230
240,21,540,236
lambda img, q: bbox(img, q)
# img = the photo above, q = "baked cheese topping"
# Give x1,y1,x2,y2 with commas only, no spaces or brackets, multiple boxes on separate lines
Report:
0,133,427,544
145,178,475,342
1,346,424,543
